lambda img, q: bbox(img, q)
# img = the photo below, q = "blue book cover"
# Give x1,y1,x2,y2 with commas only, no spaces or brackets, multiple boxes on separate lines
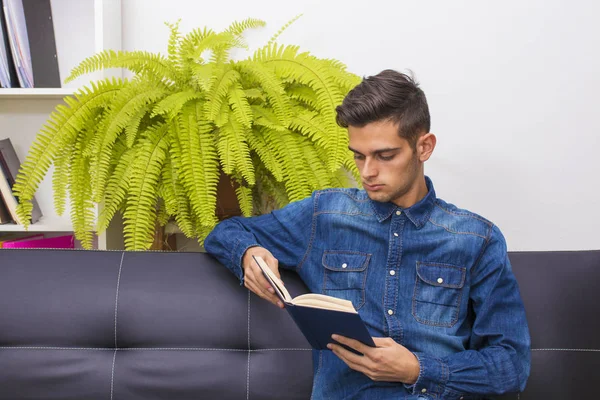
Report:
252,255,375,353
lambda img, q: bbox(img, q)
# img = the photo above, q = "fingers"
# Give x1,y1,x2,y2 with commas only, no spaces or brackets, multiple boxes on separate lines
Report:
242,247,284,308
244,267,284,308
331,334,371,355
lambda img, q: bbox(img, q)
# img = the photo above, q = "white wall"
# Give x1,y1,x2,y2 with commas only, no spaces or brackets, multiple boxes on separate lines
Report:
120,0,600,251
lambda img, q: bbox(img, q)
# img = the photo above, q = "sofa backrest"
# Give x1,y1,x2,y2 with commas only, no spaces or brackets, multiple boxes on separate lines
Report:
1,249,599,400
0,250,313,400
498,250,600,400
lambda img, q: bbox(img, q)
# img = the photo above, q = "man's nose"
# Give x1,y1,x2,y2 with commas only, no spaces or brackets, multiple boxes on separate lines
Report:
362,158,378,178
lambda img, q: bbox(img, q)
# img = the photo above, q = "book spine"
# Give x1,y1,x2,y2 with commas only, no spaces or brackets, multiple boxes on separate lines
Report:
0,139,43,223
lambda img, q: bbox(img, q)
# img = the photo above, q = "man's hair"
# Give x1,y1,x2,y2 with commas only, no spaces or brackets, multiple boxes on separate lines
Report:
335,69,431,149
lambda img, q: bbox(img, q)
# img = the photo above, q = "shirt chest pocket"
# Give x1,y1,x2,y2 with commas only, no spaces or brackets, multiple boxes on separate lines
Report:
412,262,466,327
322,250,371,310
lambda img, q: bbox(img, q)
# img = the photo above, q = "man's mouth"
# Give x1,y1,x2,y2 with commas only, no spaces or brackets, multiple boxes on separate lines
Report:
363,183,383,191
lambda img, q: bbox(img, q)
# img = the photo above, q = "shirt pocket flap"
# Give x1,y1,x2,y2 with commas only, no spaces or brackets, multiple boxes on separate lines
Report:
322,251,370,272
416,262,466,289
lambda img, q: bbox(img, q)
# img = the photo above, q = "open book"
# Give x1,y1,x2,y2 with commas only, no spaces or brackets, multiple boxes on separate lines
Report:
252,255,375,352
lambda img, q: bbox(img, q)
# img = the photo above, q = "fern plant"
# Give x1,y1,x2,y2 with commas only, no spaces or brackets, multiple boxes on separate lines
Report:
12,17,361,250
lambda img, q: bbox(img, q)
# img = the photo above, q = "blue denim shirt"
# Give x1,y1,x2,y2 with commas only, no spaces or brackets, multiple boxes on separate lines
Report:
204,177,531,399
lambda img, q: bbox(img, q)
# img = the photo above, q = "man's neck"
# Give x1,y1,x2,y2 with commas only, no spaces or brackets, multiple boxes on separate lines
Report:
392,176,429,209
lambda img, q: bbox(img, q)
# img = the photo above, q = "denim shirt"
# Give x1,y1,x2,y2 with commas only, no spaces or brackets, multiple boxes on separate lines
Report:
204,177,531,400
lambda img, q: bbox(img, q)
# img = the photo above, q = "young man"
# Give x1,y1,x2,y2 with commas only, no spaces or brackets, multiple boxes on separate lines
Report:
204,69,531,399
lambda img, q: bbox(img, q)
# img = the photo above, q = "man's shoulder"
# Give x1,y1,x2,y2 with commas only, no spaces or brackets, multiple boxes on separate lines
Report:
311,187,372,212
430,198,500,241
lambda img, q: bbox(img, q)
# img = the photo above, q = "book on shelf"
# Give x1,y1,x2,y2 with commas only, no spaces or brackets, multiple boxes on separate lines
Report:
0,137,42,224
0,0,60,88
252,255,376,353
0,189,10,223
0,0,18,88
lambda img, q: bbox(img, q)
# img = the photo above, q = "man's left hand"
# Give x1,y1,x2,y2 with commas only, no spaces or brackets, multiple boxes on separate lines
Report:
327,335,420,384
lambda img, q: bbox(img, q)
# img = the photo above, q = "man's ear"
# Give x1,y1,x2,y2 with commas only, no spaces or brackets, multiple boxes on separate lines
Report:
417,133,436,162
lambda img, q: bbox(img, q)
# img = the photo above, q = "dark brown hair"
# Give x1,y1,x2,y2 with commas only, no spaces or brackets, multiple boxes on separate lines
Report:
336,69,430,149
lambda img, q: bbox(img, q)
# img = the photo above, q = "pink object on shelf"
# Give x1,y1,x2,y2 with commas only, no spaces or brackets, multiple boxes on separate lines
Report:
1,234,75,249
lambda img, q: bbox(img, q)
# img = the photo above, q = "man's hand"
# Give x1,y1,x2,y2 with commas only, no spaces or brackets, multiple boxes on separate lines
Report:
327,335,420,384
242,247,285,309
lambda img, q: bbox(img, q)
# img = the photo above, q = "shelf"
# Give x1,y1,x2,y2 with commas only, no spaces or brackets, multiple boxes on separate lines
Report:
0,88,75,100
0,217,73,232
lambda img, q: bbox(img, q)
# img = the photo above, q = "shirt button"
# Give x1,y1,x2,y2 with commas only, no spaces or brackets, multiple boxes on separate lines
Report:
387,309,394,315
342,263,347,269
396,210,402,216
389,270,395,276
437,278,444,284
393,232,398,237
421,388,427,393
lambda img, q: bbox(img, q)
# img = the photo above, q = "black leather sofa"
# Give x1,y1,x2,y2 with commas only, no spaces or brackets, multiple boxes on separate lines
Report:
0,249,598,399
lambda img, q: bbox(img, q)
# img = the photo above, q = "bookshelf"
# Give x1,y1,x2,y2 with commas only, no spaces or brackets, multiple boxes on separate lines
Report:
0,0,123,249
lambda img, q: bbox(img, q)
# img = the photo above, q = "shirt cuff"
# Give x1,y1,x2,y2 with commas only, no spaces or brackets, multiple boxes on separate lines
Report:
231,239,259,285
403,352,449,398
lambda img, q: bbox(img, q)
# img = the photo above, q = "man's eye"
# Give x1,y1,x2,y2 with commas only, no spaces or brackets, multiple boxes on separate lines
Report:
353,154,365,160
379,155,394,161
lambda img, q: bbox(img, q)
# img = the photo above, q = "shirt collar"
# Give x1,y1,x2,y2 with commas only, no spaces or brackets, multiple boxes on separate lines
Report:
369,176,436,228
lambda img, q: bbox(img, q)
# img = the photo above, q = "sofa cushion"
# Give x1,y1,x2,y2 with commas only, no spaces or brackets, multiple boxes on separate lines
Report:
0,250,313,400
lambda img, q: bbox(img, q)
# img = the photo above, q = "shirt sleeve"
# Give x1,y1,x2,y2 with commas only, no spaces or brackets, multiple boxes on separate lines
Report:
406,225,531,399
203,193,316,284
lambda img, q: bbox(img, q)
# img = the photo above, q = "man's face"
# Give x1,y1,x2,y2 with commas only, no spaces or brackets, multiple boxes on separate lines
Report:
348,120,422,206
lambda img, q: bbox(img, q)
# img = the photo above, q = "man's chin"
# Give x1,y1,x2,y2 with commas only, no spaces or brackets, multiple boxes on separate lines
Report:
366,191,390,203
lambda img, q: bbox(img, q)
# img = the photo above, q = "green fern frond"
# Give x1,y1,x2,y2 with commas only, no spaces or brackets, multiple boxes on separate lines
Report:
228,83,253,128
97,146,136,233
220,117,255,185
123,123,170,250
261,128,311,201
65,50,178,84
206,67,241,121
227,18,266,46
69,130,96,249
286,84,319,109
247,127,284,181
125,106,149,148
156,197,170,227
344,157,362,187
52,142,73,216
319,58,362,93
176,101,220,227
151,90,202,118
268,14,302,45
256,43,347,170
236,60,291,125
14,78,125,227
299,136,333,190
244,88,266,101
252,162,289,212
214,98,230,127
164,128,195,237
250,105,286,131
165,20,182,62
91,83,167,202
289,109,328,147
235,185,254,216
191,63,215,91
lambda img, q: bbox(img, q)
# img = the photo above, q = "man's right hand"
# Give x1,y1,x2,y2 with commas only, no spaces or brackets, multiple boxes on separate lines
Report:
242,247,285,308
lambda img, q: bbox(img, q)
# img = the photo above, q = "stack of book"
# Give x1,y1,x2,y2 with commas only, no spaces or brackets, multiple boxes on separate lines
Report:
0,0,60,88
0,137,42,225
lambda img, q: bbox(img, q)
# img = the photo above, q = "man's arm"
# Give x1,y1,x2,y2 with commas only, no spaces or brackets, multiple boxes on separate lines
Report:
203,193,315,284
